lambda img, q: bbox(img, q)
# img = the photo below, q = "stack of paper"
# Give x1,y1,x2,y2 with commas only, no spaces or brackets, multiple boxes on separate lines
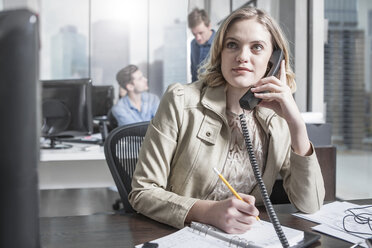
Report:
293,201,372,248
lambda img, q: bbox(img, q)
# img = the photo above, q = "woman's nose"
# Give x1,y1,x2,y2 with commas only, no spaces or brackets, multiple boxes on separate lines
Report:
236,48,250,63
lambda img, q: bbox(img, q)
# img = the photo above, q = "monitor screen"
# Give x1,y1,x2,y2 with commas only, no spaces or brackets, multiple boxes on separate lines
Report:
41,79,93,138
92,85,114,118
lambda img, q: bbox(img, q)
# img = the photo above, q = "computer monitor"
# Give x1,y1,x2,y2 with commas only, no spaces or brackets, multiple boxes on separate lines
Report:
92,85,114,118
90,85,115,142
41,78,93,149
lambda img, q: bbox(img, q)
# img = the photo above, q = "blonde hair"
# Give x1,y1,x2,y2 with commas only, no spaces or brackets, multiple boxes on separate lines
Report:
198,7,296,93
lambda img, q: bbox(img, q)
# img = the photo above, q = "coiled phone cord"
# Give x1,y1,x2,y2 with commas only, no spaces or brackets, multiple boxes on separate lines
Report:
239,113,290,248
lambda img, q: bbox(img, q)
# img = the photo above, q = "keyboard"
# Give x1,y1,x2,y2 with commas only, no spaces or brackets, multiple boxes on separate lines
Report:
58,134,102,145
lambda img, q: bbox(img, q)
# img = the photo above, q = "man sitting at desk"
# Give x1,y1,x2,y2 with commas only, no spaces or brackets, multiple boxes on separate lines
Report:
112,64,160,126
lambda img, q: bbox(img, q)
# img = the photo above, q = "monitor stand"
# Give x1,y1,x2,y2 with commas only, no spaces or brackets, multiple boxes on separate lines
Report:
94,116,109,144
41,137,72,149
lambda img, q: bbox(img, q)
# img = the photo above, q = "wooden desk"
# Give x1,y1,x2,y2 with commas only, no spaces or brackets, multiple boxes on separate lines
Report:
40,199,372,248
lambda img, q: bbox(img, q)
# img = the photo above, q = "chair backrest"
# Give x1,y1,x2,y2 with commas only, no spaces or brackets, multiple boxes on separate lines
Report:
270,145,336,204
106,109,118,131
104,121,149,212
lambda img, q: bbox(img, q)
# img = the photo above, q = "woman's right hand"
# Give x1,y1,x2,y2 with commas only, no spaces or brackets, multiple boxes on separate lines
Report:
186,193,259,234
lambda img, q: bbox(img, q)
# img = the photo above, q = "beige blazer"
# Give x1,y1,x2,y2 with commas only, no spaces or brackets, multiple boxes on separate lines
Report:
129,81,325,229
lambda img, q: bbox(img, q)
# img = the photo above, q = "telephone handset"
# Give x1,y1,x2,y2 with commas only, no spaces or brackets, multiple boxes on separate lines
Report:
239,49,284,110
238,48,291,247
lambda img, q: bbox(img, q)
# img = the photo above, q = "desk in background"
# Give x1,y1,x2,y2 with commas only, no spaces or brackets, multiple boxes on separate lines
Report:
39,142,115,189
40,199,372,248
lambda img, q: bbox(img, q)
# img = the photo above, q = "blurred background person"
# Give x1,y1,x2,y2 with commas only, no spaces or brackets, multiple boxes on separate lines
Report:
188,8,215,82
112,64,159,126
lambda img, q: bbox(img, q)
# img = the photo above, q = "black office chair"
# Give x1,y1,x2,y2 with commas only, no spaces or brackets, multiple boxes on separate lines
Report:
106,109,118,132
104,121,149,213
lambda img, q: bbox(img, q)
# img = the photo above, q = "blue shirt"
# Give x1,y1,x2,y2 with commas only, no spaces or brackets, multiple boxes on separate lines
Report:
112,92,160,126
190,29,215,82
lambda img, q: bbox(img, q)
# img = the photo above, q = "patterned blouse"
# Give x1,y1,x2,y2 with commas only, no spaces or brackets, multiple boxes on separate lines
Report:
208,109,268,201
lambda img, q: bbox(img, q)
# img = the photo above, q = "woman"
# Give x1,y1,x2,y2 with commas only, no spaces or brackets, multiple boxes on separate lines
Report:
128,7,325,234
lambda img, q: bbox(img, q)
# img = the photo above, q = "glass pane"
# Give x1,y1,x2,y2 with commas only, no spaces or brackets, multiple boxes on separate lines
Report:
324,0,372,199
148,0,188,96
40,0,89,80
210,0,230,26
233,0,257,10
91,0,148,91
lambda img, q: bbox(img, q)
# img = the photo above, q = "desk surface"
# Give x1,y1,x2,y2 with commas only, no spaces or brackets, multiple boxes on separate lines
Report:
40,142,105,161
40,199,372,248
39,144,111,189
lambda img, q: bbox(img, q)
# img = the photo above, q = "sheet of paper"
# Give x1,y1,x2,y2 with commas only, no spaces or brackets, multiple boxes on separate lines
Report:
312,224,368,248
135,227,228,248
136,221,304,248
293,201,360,224
211,220,304,248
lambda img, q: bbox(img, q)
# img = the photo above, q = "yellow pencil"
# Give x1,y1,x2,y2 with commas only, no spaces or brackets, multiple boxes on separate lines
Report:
213,167,261,222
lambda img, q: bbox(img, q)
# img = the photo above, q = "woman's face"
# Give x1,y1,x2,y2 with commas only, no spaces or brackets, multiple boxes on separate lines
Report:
221,18,273,91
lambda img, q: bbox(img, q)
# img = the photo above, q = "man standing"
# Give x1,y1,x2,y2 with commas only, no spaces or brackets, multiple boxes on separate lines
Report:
112,65,159,126
188,8,215,82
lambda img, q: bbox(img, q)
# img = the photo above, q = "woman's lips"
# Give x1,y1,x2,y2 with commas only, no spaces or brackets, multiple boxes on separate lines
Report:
232,67,252,74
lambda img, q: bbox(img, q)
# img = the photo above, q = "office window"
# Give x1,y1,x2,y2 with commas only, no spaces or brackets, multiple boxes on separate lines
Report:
148,0,188,97
90,0,148,88
209,0,231,25
40,0,188,98
40,0,89,80
324,0,372,199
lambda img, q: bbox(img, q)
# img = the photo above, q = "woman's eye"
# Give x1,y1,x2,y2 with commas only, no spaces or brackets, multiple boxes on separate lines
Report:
252,44,263,52
226,42,238,49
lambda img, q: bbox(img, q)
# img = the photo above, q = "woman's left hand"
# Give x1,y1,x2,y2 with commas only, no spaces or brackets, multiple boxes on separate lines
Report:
251,60,301,125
